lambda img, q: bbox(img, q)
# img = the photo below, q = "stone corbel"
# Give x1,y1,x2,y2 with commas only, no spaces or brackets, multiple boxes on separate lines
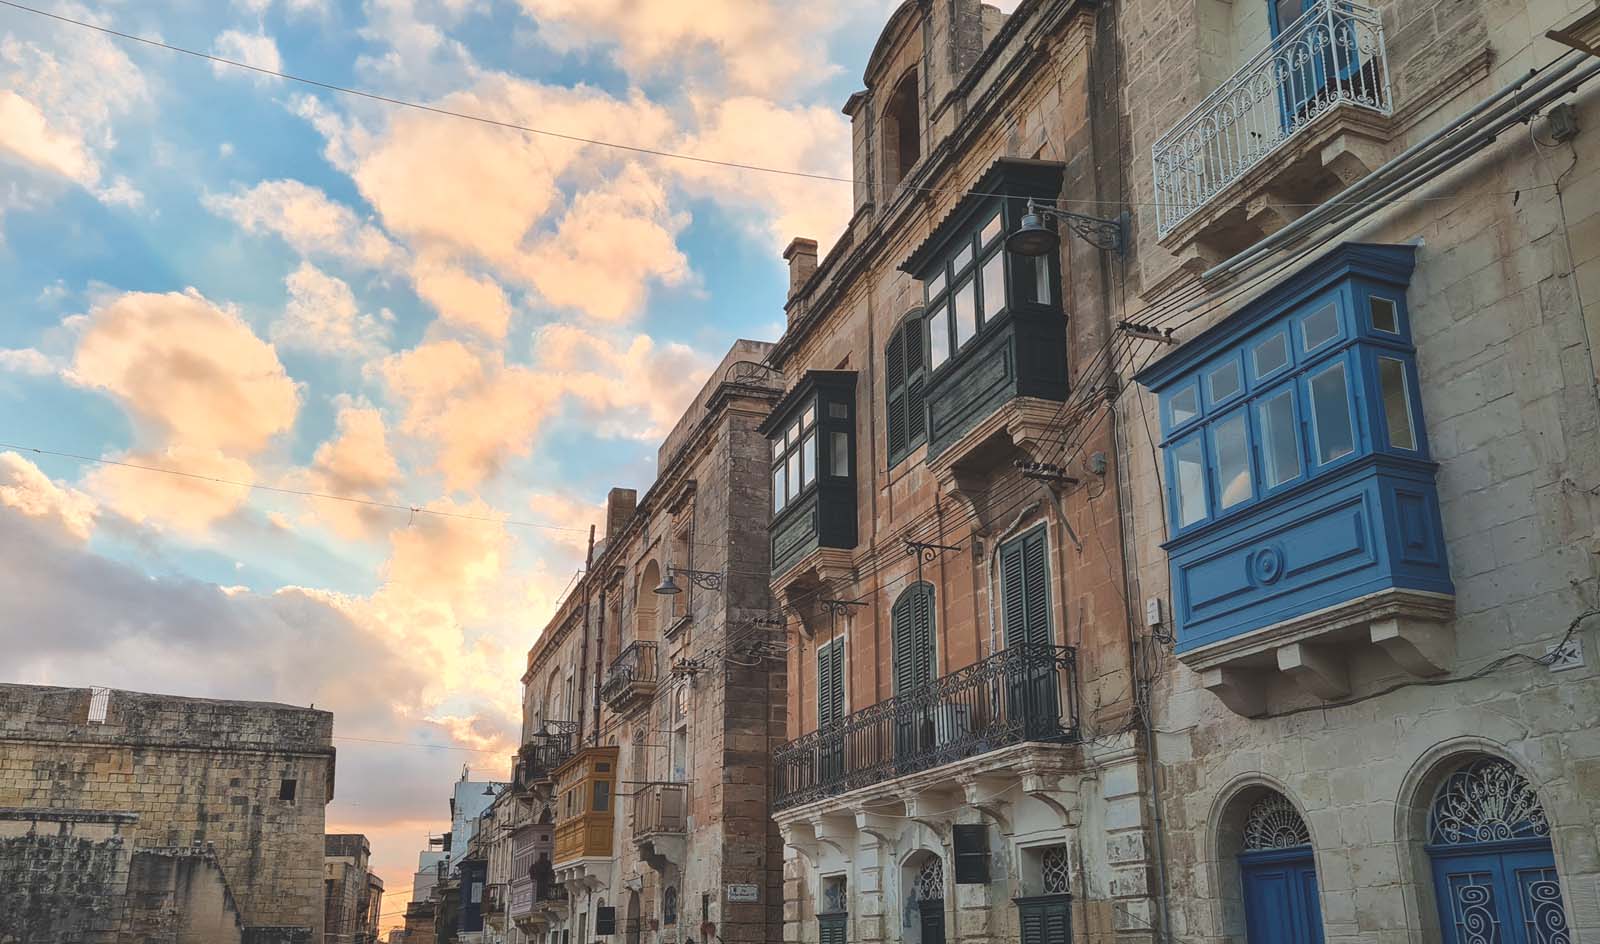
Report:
854,809,902,846
1276,642,1350,699
1244,190,1307,237
1199,666,1267,717
958,775,1014,834
900,788,959,844
1021,772,1080,829
813,814,857,857
1319,131,1387,186
936,465,995,532
1370,617,1454,677
781,821,820,864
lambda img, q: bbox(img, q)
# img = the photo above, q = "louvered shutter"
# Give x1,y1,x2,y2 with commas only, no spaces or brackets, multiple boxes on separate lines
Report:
817,640,844,728
892,596,917,695
912,585,935,684
1021,528,1051,646
819,912,848,944
953,824,990,884
886,328,907,460
904,318,927,446
1017,896,1072,944
1000,538,1027,648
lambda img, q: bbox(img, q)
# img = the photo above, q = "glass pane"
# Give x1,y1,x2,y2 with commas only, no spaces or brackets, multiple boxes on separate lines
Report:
980,251,1005,322
1253,333,1289,377
1174,438,1207,527
951,243,973,273
789,419,801,443
929,306,951,368
1208,361,1241,402
830,431,849,477
801,404,815,429
787,450,802,497
1378,357,1416,450
1310,362,1355,462
773,466,785,512
1169,386,1198,427
953,279,977,347
926,269,946,300
772,437,783,460
828,401,848,419
1371,296,1399,333
1302,302,1339,351
980,213,1003,247
802,432,816,485
1033,255,1051,304
1214,413,1252,509
1258,389,1301,487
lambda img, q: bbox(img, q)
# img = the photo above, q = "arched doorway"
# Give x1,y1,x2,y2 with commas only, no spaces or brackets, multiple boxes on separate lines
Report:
1237,791,1324,944
902,851,946,944
1425,757,1569,944
625,889,642,944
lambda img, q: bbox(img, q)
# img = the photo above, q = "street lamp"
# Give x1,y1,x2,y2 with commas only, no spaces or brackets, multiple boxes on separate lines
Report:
1005,199,1126,256
653,568,724,595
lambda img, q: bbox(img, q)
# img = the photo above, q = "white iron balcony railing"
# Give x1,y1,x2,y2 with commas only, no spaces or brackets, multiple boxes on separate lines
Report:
1152,0,1392,238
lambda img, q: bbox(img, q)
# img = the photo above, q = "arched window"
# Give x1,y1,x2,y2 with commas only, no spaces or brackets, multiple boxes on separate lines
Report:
903,852,945,944
1426,757,1568,944
883,70,921,189
885,311,928,466
1237,791,1323,943
663,886,678,926
890,583,936,694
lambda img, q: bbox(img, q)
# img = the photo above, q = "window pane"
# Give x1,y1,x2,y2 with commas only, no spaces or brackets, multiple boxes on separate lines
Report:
1169,386,1198,427
789,419,801,443
1173,438,1207,527
980,213,1002,247
980,251,1005,322
929,306,951,368
1258,389,1301,487
787,451,801,496
1214,413,1252,509
951,243,973,272
1253,333,1288,377
830,431,849,477
773,466,786,512
926,270,946,300
828,401,848,419
802,432,816,485
771,437,783,460
1208,361,1241,402
1302,302,1339,351
1033,255,1051,304
1371,296,1399,333
802,404,815,429
953,279,977,347
1378,357,1416,450
1309,362,1355,462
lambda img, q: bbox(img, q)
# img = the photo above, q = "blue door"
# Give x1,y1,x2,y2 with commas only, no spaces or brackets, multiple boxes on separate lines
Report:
1241,848,1325,944
1427,758,1571,944
1267,0,1361,127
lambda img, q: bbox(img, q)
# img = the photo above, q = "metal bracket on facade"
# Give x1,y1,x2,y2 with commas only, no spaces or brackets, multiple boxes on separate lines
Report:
903,539,964,563
1118,320,1178,344
1016,459,1080,488
1033,201,1128,254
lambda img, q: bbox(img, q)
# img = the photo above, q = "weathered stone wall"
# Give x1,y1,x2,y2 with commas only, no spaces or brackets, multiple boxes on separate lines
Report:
0,809,135,943
1111,0,1600,935
0,685,334,938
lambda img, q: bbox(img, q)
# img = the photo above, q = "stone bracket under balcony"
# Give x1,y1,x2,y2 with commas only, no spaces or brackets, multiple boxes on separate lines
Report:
772,546,857,636
929,396,1081,530
1187,587,1455,716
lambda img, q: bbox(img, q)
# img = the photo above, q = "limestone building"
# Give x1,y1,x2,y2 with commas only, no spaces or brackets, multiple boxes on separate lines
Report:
325,833,384,944
510,339,788,944
1106,0,1600,937
0,683,336,942
762,3,1154,944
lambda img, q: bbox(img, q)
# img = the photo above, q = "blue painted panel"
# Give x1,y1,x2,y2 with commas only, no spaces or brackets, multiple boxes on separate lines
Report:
1241,849,1324,944
1430,843,1568,944
1171,457,1453,653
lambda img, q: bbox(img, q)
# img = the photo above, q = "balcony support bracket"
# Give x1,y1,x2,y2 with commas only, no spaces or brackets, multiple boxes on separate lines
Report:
781,821,820,865
1276,642,1350,699
1021,772,1080,829
854,810,902,846
1199,666,1268,718
1370,617,1453,677
959,775,1014,834
813,813,858,856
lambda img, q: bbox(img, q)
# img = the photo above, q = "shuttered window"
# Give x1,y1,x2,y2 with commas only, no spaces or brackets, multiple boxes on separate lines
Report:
817,638,845,728
1016,895,1072,944
891,583,936,694
818,911,848,944
886,314,928,467
999,526,1052,647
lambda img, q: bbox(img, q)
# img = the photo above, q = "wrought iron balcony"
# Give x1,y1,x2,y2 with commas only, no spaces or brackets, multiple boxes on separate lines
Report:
1152,0,1392,238
601,641,659,710
631,781,689,840
772,643,1079,811
517,720,579,789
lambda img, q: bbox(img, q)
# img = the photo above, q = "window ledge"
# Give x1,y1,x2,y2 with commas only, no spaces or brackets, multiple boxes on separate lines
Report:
1187,586,1455,717
663,614,691,641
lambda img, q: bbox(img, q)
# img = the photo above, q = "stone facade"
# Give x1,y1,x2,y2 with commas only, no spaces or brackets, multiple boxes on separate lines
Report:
1109,0,1600,935
0,684,335,941
514,339,787,944
326,833,383,944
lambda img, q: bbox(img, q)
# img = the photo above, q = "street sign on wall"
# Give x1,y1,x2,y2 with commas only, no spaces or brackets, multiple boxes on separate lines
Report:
725,884,759,903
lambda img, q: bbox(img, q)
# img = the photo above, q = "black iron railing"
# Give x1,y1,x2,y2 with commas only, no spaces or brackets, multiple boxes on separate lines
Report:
631,781,689,839
601,641,659,704
773,643,1078,810
518,720,580,787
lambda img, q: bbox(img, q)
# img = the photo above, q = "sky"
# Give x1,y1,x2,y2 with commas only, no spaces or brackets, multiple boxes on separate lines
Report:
0,0,1019,930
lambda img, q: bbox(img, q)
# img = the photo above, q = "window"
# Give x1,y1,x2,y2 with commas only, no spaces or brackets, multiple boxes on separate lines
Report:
890,584,936,695
1377,356,1415,450
1257,389,1300,488
1308,362,1354,463
1301,302,1339,351
883,71,920,189
1208,361,1241,403
999,526,1051,647
663,887,678,926
885,314,928,465
920,209,1014,371
279,778,297,802
772,405,817,511
1172,438,1207,528
1252,333,1289,378
1212,412,1252,510
593,781,610,812
817,637,845,728
1169,385,1199,427
1369,295,1398,333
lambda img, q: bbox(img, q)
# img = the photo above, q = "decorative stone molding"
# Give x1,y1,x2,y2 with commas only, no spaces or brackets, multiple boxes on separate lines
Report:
929,397,1078,528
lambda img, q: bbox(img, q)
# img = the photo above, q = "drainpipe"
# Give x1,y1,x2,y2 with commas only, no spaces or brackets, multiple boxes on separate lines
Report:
579,524,595,746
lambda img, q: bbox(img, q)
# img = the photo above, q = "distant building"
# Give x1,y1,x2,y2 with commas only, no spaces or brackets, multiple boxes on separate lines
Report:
0,683,335,943
325,833,383,943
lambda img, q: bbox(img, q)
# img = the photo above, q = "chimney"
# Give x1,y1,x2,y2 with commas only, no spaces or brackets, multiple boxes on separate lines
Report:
784,238,819,298
605,488,637,540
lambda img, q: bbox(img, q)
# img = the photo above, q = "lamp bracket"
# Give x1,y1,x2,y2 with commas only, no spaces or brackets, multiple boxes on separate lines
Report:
1031,200,1126,254
669,567,724,591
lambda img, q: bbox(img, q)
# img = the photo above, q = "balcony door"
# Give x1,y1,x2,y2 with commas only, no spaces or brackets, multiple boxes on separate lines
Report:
999,527,1058,739
891,584,936,765
1267,0,1363,128
817,636,846,784
1426,758,1570,944
1238,792,1324,944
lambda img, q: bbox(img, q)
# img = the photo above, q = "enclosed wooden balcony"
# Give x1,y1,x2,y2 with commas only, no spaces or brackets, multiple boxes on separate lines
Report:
551,746,618,891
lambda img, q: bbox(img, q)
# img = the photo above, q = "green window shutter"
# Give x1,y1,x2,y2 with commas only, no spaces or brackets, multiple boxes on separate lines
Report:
886,327,907,461
1021,528,1051,646
1000,537,1027,649
819,912,848,944
892,594,916,695
904,318,927,447
1017,896,1072,944
817,640,844,728
912,584,935,683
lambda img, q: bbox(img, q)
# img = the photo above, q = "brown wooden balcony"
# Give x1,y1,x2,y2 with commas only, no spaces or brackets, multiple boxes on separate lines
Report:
600,641,658,712
631,781,688,839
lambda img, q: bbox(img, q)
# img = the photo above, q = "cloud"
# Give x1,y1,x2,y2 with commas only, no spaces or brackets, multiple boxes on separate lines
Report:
410,258,514,340
71,289,300,457
0,347,57,376
0,452,96,542
515,0,844,97
204,179,404,271
211,29,284,81
275,262,393,358
84,445,257,537
0,90,97,183
300,402,401,539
